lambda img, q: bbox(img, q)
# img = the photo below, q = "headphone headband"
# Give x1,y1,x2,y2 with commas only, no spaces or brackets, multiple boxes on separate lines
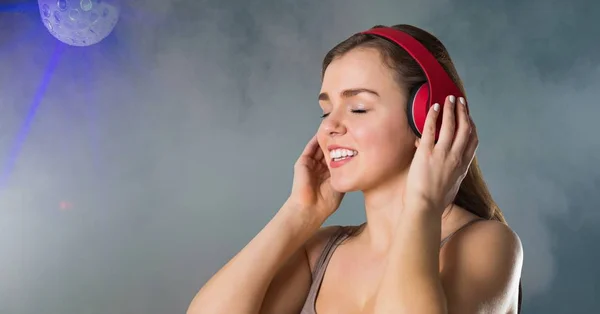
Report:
360,27,465,138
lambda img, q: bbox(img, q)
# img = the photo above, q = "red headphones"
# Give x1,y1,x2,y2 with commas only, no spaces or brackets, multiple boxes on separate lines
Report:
360,27,466,140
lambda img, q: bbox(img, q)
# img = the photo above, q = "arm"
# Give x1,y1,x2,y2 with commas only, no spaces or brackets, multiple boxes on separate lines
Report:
186,201,323,314
369,203,523,314
369,204,447,314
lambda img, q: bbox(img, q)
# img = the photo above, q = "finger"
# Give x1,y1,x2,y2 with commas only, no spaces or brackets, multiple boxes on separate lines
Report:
436,95,457,150
450,97,472,155
420,102,441,151
300,134,319,157
463,116,479,166
314,145,324,161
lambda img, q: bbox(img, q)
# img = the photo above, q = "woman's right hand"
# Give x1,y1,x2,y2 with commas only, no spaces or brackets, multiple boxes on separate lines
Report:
286,134,345,223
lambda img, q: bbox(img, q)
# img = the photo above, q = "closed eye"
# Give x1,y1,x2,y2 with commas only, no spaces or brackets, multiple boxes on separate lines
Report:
320,109,367,119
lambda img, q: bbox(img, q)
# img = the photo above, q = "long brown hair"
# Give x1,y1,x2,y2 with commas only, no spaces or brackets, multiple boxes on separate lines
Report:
321,24,506,223
321,24,521,313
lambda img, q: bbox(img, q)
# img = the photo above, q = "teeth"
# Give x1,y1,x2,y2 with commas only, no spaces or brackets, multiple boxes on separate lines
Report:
329,148,358,160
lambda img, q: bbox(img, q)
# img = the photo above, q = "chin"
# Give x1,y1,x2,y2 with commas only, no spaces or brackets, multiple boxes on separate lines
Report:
330,175,363,193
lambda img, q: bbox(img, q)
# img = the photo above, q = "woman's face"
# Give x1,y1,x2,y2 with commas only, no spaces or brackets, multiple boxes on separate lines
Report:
317,47,417,192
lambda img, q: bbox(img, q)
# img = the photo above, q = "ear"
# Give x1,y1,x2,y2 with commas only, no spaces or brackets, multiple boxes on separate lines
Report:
414,137,421,148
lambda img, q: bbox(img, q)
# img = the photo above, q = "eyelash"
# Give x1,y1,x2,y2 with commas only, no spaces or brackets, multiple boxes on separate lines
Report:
320,109,367,119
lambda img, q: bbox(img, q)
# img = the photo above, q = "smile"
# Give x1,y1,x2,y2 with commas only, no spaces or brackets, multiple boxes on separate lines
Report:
329,148,358,168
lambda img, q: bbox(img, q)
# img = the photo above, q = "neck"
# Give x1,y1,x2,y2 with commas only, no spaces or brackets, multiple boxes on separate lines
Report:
360,171,450,254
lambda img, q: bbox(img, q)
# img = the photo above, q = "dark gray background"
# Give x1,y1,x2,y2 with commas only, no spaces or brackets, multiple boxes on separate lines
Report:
1,0,598,313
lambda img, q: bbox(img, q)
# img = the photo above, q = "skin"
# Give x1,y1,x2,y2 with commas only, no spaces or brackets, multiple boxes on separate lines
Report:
187,47,523,314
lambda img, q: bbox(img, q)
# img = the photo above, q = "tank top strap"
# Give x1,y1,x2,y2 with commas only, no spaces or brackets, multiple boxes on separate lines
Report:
309,227,344,279
301,226,349,314
440,218,486,248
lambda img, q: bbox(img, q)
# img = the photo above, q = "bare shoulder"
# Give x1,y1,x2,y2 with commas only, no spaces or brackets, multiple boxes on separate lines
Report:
458,220,522,265
304,225,345,272
442,219,523,276
441,219,523,313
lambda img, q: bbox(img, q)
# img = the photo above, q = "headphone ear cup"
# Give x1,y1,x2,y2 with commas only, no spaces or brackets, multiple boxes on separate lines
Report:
406,82,430,138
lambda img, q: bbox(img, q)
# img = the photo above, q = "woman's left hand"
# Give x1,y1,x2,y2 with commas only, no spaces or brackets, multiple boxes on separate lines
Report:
403,95,479,215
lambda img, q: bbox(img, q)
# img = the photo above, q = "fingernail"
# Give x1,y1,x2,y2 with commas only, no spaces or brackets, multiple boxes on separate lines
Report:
449,95,455,103
433,103,440,111
459,97,466,105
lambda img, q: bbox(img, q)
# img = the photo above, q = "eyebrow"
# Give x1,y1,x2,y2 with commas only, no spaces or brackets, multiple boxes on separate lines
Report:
318,88,380,101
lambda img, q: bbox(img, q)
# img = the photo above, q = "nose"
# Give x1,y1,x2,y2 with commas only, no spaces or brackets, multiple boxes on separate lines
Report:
321,111,347,136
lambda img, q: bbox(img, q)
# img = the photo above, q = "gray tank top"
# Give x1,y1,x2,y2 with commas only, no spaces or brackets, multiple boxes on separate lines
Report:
300,219,484,314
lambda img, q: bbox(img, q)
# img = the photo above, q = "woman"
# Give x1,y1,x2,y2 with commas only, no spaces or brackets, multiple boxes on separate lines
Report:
187,24,523,314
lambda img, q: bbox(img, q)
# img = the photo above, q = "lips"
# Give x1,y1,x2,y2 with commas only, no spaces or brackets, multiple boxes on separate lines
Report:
327,145,358,168
330,148,357,160
329,154,355,168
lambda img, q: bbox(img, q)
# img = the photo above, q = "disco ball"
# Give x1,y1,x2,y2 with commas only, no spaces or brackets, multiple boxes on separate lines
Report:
38,0,121,47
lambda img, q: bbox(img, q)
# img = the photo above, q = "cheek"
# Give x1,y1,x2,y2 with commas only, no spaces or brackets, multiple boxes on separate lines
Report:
354,127,394,161
352,126,380,147
353,117,405,146
355,125,413,163
316,125,329,152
